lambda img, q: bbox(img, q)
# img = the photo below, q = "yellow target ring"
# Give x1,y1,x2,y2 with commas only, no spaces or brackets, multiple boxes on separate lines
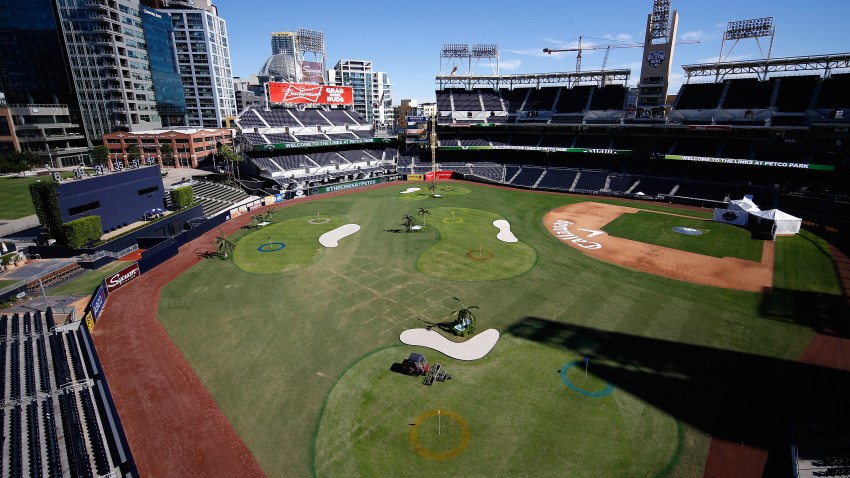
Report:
408,409,471,461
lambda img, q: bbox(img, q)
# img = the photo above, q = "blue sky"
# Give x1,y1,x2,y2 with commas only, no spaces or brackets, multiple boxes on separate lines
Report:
217,0,850,104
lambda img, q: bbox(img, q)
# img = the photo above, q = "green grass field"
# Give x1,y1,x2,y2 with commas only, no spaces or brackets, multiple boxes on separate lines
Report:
46,261,130,296
603,210,764,261
0,176,43,219
156,182,842,477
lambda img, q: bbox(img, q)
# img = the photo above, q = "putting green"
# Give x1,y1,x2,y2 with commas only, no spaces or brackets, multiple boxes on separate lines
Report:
398,184,471,200
416,207,536,281
314,340,681,477
233,215,344,274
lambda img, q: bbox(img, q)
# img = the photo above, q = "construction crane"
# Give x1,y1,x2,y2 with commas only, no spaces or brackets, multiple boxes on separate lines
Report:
543,36,700,72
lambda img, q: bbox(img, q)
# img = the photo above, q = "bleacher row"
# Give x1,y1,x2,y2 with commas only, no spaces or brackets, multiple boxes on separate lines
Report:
437,85,627,114
1,312,124,477
236,108,368,129
437,132,844,165
248,149,390,175
675,74,850,111
240,129,375,146
400,161,739,202
166,180,252,217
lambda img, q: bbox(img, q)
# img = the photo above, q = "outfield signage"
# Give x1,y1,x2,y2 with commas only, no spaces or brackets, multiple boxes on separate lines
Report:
90,283,107,321
105,262,140,294
664,155,836,171
319,177,383,194
407,174,425,181
550,220,603,250
84,311,95,332
438,145,631,155
269,82,352,105
252,137,393,151
425,171,454,180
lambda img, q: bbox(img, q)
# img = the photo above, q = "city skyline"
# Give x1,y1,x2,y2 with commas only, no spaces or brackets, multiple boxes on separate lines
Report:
218,0,850,104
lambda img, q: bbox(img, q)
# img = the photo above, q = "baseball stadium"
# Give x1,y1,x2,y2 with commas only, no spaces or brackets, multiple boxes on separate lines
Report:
1,1,849,478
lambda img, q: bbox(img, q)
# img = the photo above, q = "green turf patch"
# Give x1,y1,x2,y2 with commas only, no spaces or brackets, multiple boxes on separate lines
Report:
314,340,680,477
46,261,130,296
773,229,841,294
603,211,763,261
232,215,344,274
0,279,21,290
416,207,536,281
398,183,471,201
0,176,42,219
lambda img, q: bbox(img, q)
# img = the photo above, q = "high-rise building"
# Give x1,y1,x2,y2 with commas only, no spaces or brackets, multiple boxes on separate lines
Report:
55,0,163,136
261,29,325,85
327,59,393,127
163,3,236,127
140,5,187,127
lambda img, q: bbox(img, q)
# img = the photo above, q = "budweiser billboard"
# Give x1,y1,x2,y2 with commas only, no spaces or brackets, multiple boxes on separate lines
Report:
425,171,454,181
105,262,141,293
269,82,352,105
301,61,324,84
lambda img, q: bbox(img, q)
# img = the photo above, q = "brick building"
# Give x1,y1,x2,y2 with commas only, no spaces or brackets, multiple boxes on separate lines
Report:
102,127,233,170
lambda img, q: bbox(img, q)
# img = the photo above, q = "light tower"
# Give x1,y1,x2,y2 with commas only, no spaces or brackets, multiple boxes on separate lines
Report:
716,17,775,81
636,0,678,116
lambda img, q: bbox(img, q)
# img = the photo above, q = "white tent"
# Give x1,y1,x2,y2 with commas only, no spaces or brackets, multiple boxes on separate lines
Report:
750,209,802,235
729,197,761,213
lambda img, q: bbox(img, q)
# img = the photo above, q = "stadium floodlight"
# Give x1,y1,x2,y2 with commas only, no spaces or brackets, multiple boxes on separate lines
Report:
297,28,325,54
441,44,470,58
471,44,499,59
648,0,672,40
724,17,774,40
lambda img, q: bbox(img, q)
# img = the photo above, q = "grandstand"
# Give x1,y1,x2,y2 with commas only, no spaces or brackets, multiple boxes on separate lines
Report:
0,311,135,477
167,180,254,217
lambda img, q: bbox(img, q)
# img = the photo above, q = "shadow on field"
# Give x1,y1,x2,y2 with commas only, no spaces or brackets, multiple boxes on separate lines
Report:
758,287,850,338
506,317,850,457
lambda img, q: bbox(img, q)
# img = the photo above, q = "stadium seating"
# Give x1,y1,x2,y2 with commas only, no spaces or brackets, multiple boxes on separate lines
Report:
632,177,678,196
607,174,637,194
479,89,504,112
502,89,529,113
589,85,627,110
555,85,593,113
675,82,725,110
524,88,558,111
722,78,774,109
536,168,579,191
815,73,850,109
243,133,267,145
773,75,819,112
673,181,731,202
451,89,483,111
510,167,545,187
573,170,609,193
574,134,612,149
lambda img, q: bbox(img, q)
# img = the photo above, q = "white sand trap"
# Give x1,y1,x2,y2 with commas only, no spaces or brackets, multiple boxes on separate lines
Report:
493,219,518,242
319,224,361,248
400,187,421,194
399,328,500,361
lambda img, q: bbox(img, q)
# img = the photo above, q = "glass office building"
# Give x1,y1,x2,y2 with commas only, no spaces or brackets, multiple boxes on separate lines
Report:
141,6,187,127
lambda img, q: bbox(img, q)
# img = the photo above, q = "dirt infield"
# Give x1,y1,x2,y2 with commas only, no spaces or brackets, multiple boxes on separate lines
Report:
91,180,397,477
543,202,774,292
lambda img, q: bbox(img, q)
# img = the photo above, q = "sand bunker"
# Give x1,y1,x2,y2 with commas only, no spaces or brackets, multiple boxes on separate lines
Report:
400,187,421,194
319,224,361,248
399,328,500,361
492,219,518,243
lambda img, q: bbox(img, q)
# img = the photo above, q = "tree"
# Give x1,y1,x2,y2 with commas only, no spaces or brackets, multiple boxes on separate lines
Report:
263,206,278,223
217,144,241,184
417,207,431,226
126,144,141,166
160,143,174,166
401,213,417,233
213,227,236,259
427,181,437,196
449,297,479,337
91,145,109,166
248,214,265,228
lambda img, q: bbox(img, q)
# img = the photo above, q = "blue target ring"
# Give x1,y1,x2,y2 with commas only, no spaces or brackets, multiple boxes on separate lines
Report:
560,361,615,398
258,242,286,252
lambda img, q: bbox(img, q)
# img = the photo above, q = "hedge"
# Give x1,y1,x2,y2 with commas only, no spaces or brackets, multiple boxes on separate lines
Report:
62,216,102,250
171,186,193,210
29,180,64,241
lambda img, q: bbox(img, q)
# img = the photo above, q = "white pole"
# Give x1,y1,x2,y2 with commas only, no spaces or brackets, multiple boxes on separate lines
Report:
585,358,588,379
39,279,48,312
438,410,441,435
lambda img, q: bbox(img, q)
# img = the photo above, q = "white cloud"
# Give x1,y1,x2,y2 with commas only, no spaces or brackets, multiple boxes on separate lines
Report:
602,33,635,43
697,53,750,64
541,37,570,45
499,59,523,71
680,30,704,41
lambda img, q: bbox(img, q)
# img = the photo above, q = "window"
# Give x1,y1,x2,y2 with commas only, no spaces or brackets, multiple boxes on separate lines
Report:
138,186,159,195
68,201,101,216
193,137,203,142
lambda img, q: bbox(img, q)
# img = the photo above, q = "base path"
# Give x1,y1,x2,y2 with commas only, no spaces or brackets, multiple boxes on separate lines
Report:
400,328,500,361
544,202,774,292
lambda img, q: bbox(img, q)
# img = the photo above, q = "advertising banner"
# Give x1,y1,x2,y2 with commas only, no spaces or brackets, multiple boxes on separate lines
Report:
84,310,95,332
301,61,324,84
713,208,749,226
319,177,383,194
437,145,631,155
105,262,141,294
406,116,428,123
252,137,393,151
407,174,425,181
91,283,107,321
269,82,352,105
665,154,836,171
425,171,454,181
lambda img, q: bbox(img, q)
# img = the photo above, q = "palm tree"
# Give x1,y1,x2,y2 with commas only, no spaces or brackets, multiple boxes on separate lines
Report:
213,227,236,259
248,214,264,228
417,207,431,226
263,206,277,223
401,213,417,233
449,297,479,337
427,181,437,196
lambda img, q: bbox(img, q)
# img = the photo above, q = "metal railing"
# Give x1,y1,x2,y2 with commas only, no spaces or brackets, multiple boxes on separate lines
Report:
76,244,138,263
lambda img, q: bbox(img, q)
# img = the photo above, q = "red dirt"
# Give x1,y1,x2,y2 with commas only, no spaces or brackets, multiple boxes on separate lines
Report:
118,248,144,262
543,202,774,292
91,180,398,477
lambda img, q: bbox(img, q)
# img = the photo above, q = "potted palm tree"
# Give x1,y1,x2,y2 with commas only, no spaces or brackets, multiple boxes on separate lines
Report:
213,228,236,259
449,297,479,337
